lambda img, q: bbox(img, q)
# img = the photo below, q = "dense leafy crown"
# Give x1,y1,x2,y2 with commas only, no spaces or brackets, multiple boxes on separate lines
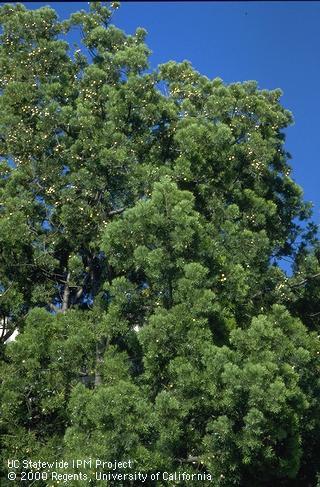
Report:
0,3,320,486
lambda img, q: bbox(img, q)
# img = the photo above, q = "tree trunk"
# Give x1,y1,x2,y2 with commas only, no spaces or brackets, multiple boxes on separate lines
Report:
94,338,107,387
61,272,70,313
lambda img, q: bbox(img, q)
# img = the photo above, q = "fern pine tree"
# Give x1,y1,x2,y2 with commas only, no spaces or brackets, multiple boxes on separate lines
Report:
1,3,319,486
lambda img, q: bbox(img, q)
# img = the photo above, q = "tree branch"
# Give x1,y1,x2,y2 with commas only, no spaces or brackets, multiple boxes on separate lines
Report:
61,272,71,313
175,455,205,465
290,272,320,289
108,207,126,217
48,303,60,313
94,337,109,387
0,327,17,344
308,311,320,317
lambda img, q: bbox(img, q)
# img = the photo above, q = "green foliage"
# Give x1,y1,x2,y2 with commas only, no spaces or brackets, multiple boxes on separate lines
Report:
1,3,320,486
201,306,320,485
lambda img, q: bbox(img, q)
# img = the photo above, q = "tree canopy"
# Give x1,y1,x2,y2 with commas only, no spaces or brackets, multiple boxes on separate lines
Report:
0,3,320,486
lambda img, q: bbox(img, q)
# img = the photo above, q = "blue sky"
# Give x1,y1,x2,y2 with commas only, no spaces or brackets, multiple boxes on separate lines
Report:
25,1,320,226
